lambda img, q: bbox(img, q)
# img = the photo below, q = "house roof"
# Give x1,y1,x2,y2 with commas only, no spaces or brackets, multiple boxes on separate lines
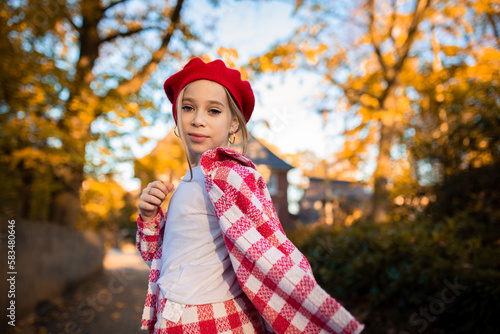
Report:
302,177,371,202
231,134,294,171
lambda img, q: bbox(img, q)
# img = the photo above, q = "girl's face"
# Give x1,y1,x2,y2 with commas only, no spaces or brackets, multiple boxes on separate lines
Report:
179,80,238,166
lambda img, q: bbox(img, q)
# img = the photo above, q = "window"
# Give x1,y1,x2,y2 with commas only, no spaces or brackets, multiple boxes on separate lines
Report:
268,174,278,196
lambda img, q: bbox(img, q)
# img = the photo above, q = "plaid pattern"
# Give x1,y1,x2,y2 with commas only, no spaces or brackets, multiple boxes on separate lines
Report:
150,293,266,333
137,211,165,329
137,147,364,333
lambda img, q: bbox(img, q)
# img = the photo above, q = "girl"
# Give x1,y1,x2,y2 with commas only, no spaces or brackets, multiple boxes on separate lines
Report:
136,58,364,334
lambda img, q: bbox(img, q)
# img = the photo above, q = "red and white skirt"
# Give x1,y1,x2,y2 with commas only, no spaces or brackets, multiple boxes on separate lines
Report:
149,293,268,334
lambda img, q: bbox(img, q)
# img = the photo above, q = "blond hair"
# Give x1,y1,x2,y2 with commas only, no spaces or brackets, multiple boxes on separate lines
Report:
175,83,249,181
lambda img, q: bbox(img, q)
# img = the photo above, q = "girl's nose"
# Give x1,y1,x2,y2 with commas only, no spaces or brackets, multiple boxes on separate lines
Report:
191,110,206,126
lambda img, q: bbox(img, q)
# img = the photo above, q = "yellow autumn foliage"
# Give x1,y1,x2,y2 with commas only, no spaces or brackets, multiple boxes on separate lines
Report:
78,177,129,230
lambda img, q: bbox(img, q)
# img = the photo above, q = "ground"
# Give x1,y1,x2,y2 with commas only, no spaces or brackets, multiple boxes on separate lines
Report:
10,244,150,334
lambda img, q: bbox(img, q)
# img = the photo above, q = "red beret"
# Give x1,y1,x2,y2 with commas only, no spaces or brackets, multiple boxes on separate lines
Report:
164,57,255,125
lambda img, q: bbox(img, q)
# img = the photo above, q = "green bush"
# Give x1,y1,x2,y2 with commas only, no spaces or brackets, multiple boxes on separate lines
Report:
427,163,500,225
289,214,500,333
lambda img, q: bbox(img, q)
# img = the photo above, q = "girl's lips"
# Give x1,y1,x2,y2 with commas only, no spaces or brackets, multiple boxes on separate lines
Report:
188,134,208,142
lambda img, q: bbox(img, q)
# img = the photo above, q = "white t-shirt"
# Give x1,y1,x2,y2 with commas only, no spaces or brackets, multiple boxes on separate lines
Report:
156,166,243,305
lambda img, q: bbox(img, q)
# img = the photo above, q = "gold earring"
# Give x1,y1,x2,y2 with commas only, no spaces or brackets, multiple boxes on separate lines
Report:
228,132,236,144
174,126,179,138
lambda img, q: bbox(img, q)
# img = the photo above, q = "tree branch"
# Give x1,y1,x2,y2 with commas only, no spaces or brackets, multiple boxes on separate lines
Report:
368,0,389,79
394,0,431,74
101,0,128,13
101,26,161,43
108,0,185,97
63,0,103,117
65,15,80,34
486,13,500,49
430,23,443,72
374,0,430,105
388,0,397,45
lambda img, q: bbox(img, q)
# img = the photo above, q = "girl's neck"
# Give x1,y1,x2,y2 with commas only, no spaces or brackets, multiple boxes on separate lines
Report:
188,152,201,167
188,143,229,167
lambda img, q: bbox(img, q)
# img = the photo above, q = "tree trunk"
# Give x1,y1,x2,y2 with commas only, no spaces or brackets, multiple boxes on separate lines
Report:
372,118,396,223
20,167,33,220
48,0,186,227
371,86,398,223
49,169,82,227
48,0,100,228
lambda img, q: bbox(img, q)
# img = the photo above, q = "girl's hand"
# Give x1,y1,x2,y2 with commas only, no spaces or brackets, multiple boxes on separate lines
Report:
139,181,175,221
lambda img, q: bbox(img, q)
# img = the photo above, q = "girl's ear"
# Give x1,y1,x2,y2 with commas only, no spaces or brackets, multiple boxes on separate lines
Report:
231,116,239,133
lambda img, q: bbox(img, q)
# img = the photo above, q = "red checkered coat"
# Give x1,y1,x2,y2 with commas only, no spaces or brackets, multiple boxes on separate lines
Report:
137,147,364,333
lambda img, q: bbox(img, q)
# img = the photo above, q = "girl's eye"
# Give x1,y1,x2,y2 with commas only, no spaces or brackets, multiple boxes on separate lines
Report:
181,106,193,112
209,109,221,115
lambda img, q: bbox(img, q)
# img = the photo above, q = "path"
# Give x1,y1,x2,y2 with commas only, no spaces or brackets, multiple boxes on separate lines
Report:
11,244,150,334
